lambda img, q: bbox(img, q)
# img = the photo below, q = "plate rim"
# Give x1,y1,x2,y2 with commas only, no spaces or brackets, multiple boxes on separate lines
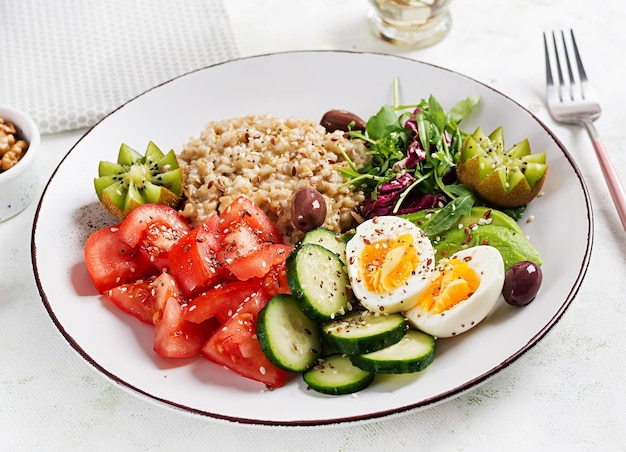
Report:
30,49,594,427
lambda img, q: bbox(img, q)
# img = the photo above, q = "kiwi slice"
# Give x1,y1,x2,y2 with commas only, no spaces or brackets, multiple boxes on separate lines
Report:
94,141,183,220
456,127,547,208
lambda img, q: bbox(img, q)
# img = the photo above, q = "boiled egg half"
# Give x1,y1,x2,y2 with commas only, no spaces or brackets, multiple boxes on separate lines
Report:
404,245,505,338
346,216,435,313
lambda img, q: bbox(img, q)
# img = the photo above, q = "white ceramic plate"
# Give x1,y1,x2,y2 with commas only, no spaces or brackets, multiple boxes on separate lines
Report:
32,51,593,426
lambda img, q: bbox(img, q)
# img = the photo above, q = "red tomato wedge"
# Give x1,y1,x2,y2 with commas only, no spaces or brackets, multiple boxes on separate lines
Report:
261,262,291,297
154,296,218,358
227,244,292,280
117,204,191,248
84,225,155,293
168,214,223,298
183,261,292,325
103,271,218,358
103,272,176,326
218,195,282,245
150,271,180,325
117,204,191,270
216,195,283,267
218,222,265,265
202,290,291,388
104,278,155,324
183,279,263,324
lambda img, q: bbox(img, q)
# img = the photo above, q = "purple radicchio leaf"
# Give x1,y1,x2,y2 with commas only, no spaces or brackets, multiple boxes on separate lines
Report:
392,110,426,172
395,193,447,215
360,192,397,217
404,108,421,133
360,173,416,217
393,140,426,172
379,172,416,194
360,173,447,218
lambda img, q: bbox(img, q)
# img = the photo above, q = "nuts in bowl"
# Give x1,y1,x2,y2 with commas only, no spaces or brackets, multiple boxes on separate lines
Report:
0,104,40,222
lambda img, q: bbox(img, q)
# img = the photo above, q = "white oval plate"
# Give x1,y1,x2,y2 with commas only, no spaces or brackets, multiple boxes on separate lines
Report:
32,51,593,426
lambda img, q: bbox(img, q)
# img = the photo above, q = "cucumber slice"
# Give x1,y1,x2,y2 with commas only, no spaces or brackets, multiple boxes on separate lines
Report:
322,311,407,355
286,243,352,322
303,354,374,395
257,294,322,373
350,329,435,374
300,228,346,263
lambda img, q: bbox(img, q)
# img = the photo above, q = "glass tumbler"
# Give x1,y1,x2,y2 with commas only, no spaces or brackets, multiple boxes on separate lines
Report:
368,0,453,49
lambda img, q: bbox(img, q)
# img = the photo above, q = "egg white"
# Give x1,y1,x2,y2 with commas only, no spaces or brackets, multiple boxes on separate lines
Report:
404,245,505,338
346,216,435,314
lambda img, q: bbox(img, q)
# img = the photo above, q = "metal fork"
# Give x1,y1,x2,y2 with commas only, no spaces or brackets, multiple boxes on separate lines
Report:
544,29,626,231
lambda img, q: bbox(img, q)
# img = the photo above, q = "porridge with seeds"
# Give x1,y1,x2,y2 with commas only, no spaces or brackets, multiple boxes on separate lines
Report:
178,114,370,245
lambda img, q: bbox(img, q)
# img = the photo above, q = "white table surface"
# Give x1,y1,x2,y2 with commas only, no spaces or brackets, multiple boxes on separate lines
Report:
3,0,626,450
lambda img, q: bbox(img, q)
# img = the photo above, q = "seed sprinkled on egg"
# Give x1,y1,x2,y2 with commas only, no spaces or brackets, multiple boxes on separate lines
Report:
404,245,505,338
345,216,435,314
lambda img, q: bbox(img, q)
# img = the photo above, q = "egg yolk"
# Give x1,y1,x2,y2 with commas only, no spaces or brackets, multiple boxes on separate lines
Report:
418,258,480,314
359,233,419,294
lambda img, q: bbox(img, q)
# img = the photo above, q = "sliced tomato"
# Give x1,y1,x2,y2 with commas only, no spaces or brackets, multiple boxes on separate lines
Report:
261,261,291,297
184,260,292,325
85,197,296,382
216,196,285,272
169,214,224,297
227,244,292,280
218,195,283,245
103,277,155,324
117,204,191,270
202,290,291,388
151,272,217,358
117,204,191,247
149,271,180,325
154,296,218,358
183,279,263,324
217,221,266,266
84,225,155,293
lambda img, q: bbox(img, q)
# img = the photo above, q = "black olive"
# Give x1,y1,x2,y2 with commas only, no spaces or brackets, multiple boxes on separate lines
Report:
503,261,543,307
320,110,366,133
291,188,327,232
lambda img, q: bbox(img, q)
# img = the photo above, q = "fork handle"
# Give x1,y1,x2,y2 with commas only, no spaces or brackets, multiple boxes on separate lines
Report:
582,119,626,231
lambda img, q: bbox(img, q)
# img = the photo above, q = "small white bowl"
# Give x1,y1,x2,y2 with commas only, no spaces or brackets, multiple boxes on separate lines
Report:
0,104,40,222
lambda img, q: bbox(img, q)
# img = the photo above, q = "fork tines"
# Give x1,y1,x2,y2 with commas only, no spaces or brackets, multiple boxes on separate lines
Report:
543,29,595,104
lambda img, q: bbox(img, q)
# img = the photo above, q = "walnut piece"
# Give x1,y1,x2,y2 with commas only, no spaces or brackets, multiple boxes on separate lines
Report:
0,118,29,172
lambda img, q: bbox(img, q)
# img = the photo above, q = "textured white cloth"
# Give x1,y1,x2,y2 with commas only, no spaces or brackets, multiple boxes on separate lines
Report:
2,0,239,134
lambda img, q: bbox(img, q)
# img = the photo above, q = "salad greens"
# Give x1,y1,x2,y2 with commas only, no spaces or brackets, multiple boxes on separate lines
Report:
339,81,480,236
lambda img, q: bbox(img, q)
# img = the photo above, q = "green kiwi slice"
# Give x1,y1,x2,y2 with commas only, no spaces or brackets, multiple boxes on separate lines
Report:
94,141,183,220
456,127,548,208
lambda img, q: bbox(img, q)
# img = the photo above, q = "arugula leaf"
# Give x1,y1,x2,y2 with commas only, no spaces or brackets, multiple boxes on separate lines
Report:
423,193,475,236
366,105,401,140
426,95,446,131
449,96,480,123
444,183,474,198
344,84,480,219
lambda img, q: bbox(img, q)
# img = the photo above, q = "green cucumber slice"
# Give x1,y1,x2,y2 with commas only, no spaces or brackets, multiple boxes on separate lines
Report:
350,329,435,374
256,294,322,373
303,353,374,395
300,227,346,263
322,311,407,355
286,243,352,322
